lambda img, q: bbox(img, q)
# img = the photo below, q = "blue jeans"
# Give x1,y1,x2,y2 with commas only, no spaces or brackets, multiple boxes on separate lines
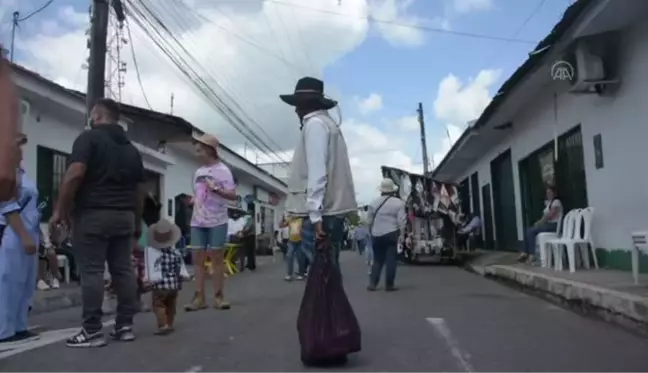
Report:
286,241,313,276
370,231,398,288
356,239,366,255
301,216,345,275
523,223,558,255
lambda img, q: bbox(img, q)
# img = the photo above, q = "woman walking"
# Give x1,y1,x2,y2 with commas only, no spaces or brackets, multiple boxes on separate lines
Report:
0,133,40,343
185,133,236,311
366,179,406,292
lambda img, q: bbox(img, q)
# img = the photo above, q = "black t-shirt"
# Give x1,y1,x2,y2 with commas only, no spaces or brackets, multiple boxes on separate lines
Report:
69,124,144,212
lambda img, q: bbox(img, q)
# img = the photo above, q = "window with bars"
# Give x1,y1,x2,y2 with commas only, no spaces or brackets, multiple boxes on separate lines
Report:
36,146,69,221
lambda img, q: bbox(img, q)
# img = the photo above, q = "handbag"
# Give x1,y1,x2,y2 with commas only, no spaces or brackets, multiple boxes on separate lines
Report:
297,239,361,365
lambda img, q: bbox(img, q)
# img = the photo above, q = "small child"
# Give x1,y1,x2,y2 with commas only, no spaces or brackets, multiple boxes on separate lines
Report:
145,219,184,335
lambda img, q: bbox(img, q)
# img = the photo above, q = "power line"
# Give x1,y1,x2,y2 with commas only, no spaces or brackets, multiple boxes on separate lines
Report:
483,0,546,67
267,0,537,44
125,0,289,163
156,0,290,159
125,20,152,110
17,0,54,22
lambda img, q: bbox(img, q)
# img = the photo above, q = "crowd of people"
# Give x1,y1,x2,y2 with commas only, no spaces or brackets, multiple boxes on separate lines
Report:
0,49,400,363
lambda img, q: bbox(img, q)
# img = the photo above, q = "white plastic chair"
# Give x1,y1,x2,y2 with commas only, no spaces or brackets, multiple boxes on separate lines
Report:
536,211,563,268
57,255,70,284
631,231,648,285
545,209,579,269
550,207,597,273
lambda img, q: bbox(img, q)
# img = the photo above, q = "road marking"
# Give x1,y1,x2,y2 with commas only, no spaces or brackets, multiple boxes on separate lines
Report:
426,318,475,372
186,365,203,372
0,320,115,360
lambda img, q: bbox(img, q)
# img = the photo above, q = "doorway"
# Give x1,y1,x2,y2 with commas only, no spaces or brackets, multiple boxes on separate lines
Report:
470,172,480,216
481,183,494,250
490,149,519,251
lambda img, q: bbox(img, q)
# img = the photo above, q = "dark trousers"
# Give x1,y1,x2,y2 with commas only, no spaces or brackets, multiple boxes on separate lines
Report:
356,239,366,255
238,235,256,271
370,231,399,288
301,216,344,275
73,210,138,333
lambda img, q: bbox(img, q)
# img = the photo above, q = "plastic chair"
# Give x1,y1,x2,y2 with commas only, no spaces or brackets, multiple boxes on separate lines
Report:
547,209,580,271
224,243,241,276
57,254,70,284
631,231,648,285
550,207,597,272
536,211,563,268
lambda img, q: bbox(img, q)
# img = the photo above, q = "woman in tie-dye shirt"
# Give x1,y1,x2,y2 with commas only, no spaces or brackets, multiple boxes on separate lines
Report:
185,133,236,311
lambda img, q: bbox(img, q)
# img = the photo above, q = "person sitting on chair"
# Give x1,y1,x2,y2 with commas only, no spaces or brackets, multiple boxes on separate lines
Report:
457,213,481,251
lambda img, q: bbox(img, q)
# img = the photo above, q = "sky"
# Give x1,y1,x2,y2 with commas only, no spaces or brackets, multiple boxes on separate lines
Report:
0,0,574,204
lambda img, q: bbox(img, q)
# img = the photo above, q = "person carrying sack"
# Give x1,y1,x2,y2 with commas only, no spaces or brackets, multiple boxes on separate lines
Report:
280,77,360,365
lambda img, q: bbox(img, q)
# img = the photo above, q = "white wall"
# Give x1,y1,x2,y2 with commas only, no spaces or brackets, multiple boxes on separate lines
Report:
454,22,648,252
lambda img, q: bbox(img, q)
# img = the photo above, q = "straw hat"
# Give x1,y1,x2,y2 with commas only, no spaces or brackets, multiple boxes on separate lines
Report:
193,133,220,153
147,219,182,249
378,178,399,194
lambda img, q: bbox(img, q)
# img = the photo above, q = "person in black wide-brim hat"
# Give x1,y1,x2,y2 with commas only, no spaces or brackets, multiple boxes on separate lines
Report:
280,77,338,128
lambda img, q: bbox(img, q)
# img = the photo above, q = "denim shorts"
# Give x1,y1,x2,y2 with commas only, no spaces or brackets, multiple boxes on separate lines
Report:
190,224,228,250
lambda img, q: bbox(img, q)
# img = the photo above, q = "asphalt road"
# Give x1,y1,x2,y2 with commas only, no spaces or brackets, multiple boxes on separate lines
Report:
1,252,648,372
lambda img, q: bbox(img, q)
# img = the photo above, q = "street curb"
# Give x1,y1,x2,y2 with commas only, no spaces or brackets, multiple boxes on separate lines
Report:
466,263,648,336
31,287,82,315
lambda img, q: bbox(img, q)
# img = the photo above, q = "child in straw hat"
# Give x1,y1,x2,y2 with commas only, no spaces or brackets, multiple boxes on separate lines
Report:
146,219,184,335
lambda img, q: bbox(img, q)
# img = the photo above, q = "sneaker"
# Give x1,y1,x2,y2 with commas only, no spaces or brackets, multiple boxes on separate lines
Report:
284,275,293,281
50,278,60,289
66,329,107,348
154,325,171,336
110,326,136,342
37,280,50,291
367,285,377,291
295,275,305,281
385,286,399,292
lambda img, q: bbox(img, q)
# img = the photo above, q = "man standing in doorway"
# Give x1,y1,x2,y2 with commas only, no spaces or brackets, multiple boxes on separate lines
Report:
279,77,357,272
50,98,146,348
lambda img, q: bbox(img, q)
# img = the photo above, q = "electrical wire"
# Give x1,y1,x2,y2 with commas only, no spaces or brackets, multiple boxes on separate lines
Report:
483,0,547,67
156,0,289,160
17,0,54,22
125,20,153,110
125,0,289,163
267,0,537,44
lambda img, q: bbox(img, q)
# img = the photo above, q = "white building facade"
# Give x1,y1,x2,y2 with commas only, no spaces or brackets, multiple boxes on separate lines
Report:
432,0,648,271
12,64,287,245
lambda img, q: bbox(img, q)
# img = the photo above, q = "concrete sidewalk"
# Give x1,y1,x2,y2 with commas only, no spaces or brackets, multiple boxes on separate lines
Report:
466,251,648,334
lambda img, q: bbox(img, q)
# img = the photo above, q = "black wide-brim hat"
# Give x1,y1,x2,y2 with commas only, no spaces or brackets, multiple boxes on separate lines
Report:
279,76,338,110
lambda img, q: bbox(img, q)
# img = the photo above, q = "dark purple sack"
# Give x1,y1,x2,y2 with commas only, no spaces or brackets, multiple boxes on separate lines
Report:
297,239,361,366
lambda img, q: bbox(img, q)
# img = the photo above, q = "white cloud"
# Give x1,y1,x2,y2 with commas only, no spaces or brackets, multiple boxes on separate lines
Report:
11,0,490,202
15,1,376,160
357,93,383,115
369,0,428,47
452,0,493,13
430,69,501,166
395,115,419,131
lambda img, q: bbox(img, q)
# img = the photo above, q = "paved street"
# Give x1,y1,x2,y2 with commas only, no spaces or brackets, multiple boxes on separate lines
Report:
1,252,648,372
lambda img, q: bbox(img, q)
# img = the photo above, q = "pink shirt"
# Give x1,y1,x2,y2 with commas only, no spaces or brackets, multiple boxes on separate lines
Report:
190,162,235,228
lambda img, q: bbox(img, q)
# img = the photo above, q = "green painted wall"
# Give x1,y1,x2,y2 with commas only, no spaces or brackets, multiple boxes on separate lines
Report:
595,248,648,272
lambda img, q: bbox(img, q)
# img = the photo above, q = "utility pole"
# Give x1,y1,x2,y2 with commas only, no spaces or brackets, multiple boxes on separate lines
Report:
10,12,19,62
417,102,430,175
417,102,433,241
86,0,110,122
